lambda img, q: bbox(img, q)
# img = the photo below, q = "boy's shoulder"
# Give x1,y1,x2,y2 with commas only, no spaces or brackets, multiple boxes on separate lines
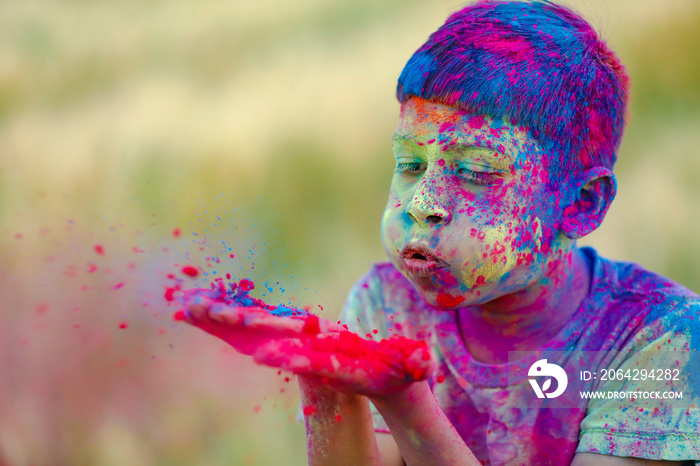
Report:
578,247,699,353
573,251,700,461
591,246,697,304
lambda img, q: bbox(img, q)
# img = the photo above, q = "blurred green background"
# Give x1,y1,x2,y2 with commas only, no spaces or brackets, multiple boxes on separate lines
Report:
0,0,699,464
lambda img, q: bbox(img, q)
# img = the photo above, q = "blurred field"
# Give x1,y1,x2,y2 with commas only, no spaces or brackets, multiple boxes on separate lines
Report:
0,0,699,464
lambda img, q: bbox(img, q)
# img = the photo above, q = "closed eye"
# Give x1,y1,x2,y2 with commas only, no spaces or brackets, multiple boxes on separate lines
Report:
458,167,499,186
397,162,425,174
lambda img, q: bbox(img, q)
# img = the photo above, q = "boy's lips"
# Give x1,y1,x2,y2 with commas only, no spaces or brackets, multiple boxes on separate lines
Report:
400,243,447,277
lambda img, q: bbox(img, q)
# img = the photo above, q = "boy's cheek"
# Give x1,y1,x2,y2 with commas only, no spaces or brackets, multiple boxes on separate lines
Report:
458,212,552,286
386,181,415,208
452,180,520,216
510,213,565,269
380,209,407,254
459,223,518,288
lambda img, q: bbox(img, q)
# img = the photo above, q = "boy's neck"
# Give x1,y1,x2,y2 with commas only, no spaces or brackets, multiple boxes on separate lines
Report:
457,246,591,365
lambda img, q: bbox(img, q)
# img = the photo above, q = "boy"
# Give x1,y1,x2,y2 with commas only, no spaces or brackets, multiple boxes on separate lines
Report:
183,1,700,464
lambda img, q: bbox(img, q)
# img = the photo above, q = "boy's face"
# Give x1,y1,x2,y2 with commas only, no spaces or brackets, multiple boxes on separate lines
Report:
381,97,568,309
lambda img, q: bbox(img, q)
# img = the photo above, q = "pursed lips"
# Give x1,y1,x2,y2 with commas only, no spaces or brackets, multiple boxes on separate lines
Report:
400,242,448,277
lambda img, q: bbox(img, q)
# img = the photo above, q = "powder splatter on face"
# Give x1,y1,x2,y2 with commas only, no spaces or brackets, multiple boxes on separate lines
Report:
461,222,521,288
436,292,465,308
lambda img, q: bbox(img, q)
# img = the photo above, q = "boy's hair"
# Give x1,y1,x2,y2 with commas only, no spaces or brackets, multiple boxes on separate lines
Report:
397,0,630,184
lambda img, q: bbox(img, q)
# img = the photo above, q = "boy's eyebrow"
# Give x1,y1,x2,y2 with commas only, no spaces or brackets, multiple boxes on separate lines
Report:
393,135,515,167
451,142,514,164
391,135,419,147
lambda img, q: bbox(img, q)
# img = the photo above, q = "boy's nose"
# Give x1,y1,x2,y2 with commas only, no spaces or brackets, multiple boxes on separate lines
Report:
406,195,451,226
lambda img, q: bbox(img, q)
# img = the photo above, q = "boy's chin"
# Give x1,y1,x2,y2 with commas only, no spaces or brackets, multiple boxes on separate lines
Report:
395,262,497,309
413,283,488,310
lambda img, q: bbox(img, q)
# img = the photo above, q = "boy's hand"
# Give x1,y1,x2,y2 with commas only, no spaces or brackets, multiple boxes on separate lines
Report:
253,334,434,398
181,288,434,397
182,288,341,356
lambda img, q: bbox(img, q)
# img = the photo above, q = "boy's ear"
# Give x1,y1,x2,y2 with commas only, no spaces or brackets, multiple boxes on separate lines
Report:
561,167,617,239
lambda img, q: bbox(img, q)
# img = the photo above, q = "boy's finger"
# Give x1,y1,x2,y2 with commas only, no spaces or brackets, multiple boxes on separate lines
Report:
181,287,215,305
253,339,318,371
205,306,304,334
184,297,215,321
206,303,246,325
183,312,232,341
243,313,308,334
403,346,436,381
240,313,342,337
183,303,299,339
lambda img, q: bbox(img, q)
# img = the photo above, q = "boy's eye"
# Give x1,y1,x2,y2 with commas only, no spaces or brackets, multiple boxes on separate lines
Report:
396,162,425,174
457,167,499,186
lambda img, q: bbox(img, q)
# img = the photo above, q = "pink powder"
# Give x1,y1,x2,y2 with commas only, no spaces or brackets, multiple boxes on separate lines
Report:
302,315,321,336
164,286,179,302
467,115,485,129
299,330,431,382
302,405,317,416
436,292,465,308
181,266,199,277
